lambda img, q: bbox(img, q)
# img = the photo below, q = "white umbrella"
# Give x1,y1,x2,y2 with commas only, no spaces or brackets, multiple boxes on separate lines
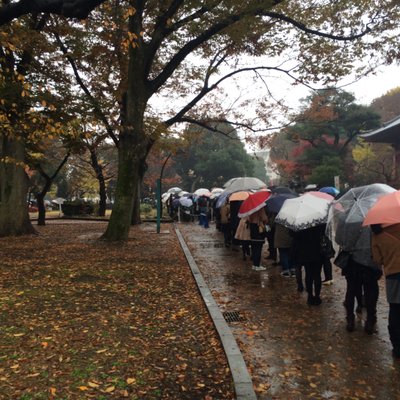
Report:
275,193,332,231
167,187,182,194
223,177,266,192
179,197,193,207
194,188,211,197
161,192,170,203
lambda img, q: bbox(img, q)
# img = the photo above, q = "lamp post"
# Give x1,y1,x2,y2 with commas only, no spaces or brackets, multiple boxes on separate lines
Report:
156,153,171,233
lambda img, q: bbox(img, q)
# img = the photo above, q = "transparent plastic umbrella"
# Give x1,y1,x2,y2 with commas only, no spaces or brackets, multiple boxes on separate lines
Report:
326,183,395,265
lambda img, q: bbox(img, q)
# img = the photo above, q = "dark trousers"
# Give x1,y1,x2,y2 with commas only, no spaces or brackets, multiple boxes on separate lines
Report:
389,303,400,351
266,230,276,260
323,257,333,281
251,241,264,267
304,261,322,298
345,267,379,323
221,223,231,245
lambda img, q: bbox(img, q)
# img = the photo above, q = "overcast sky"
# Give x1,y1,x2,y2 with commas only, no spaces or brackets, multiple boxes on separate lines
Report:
346,64,400,105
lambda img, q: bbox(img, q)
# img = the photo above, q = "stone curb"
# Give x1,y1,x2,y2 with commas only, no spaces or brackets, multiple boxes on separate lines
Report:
175,227,257,400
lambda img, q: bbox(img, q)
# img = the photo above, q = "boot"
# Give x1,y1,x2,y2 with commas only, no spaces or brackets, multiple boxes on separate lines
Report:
346,314,355,332
364,318,376,335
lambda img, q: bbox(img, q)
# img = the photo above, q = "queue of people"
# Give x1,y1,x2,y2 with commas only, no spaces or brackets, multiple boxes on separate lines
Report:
166,183,400,360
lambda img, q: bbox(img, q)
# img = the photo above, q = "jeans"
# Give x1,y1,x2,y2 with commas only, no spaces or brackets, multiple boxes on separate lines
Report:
279,248,291,272
199,214,209,228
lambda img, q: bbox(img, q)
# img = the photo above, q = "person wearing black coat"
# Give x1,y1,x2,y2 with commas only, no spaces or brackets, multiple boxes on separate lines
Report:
291,224,326,305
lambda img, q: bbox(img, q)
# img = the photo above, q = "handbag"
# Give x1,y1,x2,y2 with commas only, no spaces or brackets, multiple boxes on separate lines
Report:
333,250,351,269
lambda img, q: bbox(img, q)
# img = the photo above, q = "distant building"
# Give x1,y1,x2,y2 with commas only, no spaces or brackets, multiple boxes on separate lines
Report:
253,149,279,186
360,115,400,187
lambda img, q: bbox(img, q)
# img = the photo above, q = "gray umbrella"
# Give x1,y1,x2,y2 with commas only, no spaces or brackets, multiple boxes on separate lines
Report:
326,183,395,266
223,177,266,192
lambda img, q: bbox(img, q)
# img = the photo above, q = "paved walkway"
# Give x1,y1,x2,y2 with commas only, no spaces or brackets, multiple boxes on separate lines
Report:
177,221,400,400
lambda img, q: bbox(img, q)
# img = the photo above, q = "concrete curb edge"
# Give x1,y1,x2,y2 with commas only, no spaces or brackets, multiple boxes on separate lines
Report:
175,227,257,400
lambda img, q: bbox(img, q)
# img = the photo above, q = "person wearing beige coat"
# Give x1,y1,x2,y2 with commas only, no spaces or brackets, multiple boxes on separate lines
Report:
235,217,251,261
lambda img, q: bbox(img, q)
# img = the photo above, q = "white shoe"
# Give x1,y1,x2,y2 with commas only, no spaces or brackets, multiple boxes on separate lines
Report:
252,265,258,270
255,266,266,271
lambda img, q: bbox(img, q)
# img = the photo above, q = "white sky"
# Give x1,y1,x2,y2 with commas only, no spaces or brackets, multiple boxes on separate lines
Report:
344,64,400,105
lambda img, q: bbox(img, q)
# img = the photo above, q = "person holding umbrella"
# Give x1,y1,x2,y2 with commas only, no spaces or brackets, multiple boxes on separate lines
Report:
364,190,400,357
238,191,272,271
370,222,400,358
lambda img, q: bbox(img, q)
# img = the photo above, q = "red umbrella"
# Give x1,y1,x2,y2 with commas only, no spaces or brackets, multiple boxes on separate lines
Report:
238,190,272,218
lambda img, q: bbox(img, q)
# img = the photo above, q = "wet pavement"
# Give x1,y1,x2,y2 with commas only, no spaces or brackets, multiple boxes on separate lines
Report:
177,221,400,400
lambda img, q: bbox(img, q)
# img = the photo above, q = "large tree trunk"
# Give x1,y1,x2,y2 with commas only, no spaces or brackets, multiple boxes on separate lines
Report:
0,136,35,236
102,135,143,240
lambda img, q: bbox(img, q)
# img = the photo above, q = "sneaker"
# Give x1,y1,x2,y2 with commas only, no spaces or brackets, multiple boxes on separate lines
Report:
322,279,334,285
280,271,291,277
252,265,258,270
255,266,267,271
290,269,296,277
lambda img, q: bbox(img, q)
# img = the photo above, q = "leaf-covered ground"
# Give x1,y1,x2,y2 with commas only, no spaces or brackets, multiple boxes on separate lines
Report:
0,222,235,399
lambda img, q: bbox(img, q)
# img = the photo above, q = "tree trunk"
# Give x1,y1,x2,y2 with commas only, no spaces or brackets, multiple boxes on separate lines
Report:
0,136,35,236
102,135,142,240
89,147,107,217
36,192,46,226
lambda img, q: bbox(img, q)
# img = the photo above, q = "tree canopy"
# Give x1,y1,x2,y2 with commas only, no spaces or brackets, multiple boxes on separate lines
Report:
269,89,381,188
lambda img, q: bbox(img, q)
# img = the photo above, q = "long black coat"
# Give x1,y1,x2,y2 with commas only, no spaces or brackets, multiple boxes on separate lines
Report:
291,225,325,264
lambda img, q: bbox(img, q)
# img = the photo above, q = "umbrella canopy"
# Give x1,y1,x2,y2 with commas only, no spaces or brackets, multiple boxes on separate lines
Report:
229,191,250,201
265,193,298,214
179,197,193,208
275,193,332,231
326,183,395,264
363,190,400,226
306,191,334,201
161,193,170,203
210,187,224,199
271,186,296,195
223,177,266,192
167,187,182,194
319,186,340,196
238,190,272,218
215,191,230,208
194,188,211,197
177,190,190,197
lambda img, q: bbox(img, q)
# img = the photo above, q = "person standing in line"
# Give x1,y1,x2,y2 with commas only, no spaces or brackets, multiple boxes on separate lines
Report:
265,211,278,262
321,232,335,285
274,222,295,277
371,223,400,359
235,216,251,261
220,201,231,247
292,224,325,305
198,195,209,228
248,207,268,271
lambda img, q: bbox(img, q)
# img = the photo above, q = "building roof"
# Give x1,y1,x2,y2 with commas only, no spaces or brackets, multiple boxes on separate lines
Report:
360,115,400,143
